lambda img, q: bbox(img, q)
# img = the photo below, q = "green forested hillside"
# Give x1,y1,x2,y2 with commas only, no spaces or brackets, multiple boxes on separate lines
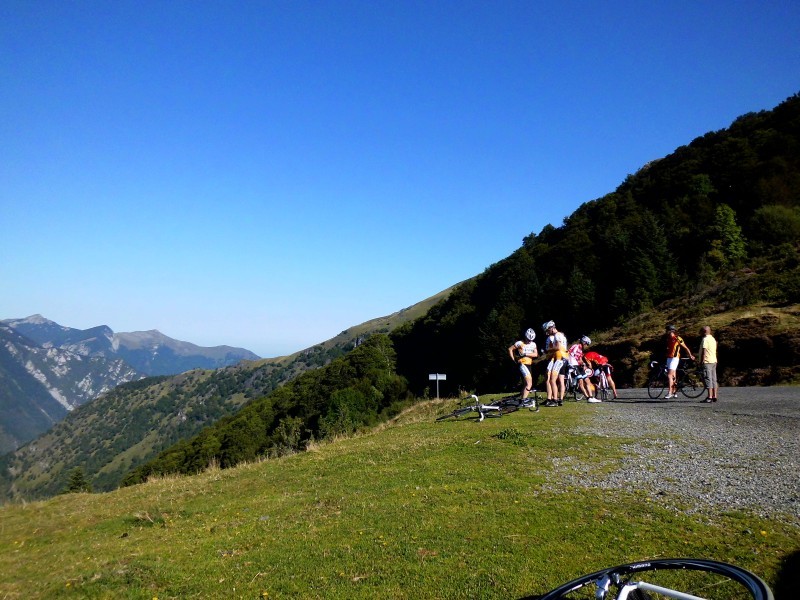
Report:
393,93,800,394
123,334,410,484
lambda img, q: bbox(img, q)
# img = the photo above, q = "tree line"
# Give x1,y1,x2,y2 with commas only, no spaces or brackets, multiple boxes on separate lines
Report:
123,335,411,484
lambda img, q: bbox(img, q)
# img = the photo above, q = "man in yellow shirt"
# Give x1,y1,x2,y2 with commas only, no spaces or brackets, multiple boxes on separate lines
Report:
699,326,718,402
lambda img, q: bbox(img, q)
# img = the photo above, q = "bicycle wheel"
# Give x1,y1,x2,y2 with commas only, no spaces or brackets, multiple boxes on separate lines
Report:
435,407,473,421
565,374,585,402
499,402,520,415
647,376,666,399
570,385,586,402
531,558,773,600
680,369,706,399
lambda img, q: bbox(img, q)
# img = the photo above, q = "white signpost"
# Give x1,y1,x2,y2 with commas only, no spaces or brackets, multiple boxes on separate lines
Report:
428,373,447,399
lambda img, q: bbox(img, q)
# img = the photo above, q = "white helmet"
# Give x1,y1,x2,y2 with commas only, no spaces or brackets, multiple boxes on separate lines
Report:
581,335,592,345
542,320,555,332
525,328,536,341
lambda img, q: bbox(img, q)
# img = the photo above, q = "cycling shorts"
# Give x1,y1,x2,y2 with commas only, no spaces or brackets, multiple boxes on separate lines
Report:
548,358,565,373
518,362,532,379
666,357,680,371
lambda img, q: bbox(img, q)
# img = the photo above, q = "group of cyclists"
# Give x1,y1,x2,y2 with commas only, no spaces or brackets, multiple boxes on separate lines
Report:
508,320,618,407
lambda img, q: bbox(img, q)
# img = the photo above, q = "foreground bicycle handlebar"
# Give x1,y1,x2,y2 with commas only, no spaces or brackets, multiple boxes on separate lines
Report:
523,558,773,600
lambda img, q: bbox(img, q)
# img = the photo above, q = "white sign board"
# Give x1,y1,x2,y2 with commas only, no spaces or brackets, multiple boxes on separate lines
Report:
428,373,446,398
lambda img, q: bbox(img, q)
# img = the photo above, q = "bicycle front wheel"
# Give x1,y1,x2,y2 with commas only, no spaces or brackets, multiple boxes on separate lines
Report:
680,369,706,398
435,407,472,421
532,558,773,600
647,376,666,399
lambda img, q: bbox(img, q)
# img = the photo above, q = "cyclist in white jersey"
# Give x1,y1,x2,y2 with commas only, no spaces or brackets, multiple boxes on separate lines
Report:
508,328,539,407
542,320,567,406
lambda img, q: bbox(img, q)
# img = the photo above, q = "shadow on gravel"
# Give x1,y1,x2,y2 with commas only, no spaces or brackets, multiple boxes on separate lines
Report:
774,549,800,600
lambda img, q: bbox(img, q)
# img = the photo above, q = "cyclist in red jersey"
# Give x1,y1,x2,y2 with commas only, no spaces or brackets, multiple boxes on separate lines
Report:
584,350,618,400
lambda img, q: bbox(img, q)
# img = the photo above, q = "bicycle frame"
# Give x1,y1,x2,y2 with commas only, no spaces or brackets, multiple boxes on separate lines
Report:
436,394,501,422
618,581,705,600
476,401,501,421
594,369,610,400
464,394,501,422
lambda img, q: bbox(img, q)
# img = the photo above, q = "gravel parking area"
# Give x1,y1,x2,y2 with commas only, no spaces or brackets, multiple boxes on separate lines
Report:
560,387,800,525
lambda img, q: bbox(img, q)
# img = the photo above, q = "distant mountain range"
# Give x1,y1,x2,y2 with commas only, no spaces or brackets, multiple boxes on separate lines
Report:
0,315,259,454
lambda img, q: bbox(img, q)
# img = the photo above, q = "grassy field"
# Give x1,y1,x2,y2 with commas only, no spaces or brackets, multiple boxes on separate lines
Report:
1,397,796,599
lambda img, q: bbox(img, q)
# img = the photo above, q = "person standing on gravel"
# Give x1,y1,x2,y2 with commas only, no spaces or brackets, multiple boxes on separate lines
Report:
698,326,718,402
665,325,694,399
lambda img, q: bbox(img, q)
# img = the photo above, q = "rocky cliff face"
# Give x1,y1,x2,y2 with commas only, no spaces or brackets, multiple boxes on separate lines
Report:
0,315,261,454
0,324,143,454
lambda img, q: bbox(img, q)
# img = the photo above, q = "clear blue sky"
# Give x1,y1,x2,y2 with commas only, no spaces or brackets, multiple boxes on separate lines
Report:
2,1,798,357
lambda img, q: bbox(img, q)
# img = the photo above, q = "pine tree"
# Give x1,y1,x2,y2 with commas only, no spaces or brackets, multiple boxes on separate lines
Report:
62,467,92,494
710,203,747,268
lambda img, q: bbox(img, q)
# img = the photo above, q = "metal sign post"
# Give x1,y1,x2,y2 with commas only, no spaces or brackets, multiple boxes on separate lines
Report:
428,373,447,399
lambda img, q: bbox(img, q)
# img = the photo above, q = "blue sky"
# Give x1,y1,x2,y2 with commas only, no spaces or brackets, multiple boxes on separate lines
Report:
2,1,798,357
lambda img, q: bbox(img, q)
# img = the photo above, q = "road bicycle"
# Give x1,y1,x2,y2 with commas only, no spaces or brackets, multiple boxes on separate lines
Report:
647,358,706,399
594,367,612,402
524,558,773,600
564,366,588,402
435,393,539,422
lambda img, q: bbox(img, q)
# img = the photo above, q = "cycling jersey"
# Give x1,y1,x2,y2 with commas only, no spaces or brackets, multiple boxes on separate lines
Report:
513,340,537,365
546,332,568,360
567,343,584,366
584,351,608,365
666,333,685,358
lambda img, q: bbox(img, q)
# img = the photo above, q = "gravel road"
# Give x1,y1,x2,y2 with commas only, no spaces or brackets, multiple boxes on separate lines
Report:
555,387,800,525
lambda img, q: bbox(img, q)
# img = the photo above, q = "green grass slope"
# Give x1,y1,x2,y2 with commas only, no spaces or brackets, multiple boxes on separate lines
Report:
1,399,796,599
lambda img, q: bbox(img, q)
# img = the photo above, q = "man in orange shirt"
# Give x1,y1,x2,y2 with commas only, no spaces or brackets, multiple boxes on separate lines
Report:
665,325,694,399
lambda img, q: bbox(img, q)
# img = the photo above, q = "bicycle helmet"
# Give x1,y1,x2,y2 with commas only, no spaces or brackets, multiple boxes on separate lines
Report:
524,328,536,341
666,324,677,332
580,335,591,346
541,320,555,332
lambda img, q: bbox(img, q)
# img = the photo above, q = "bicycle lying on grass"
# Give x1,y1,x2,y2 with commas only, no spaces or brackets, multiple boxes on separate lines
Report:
647,358,706,399
435,393,539,422
523,558,773,600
